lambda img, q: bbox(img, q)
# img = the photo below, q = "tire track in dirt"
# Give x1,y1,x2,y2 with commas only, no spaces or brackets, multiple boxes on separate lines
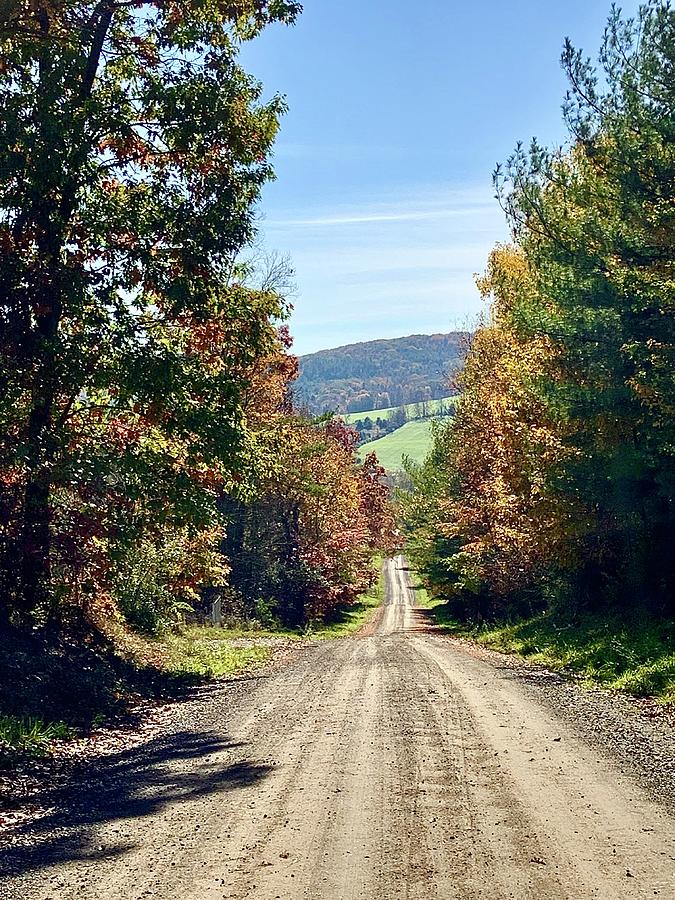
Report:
2,555,673,900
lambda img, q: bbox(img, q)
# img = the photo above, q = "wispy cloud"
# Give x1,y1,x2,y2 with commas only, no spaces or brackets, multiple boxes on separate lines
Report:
263,187,498,230
257,182,508,354
265,208,493,228
267,210,435,227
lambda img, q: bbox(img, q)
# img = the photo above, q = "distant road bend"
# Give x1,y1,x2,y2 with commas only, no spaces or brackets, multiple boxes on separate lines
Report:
3,556,674,899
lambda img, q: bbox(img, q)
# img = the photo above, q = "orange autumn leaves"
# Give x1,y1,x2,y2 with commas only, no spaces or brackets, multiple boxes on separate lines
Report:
403,5,675,620
239,339,397,625
443,247,579,602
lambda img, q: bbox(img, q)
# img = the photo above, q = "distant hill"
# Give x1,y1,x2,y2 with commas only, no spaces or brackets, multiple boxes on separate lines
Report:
295,332,467,414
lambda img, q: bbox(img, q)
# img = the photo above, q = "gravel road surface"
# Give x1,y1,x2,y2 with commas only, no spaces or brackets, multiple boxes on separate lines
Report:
1,555,673,899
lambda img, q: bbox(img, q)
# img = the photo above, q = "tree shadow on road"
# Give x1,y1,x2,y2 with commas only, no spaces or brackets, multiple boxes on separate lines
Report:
0,729,272,880
407,606,447,634
405,576,455,635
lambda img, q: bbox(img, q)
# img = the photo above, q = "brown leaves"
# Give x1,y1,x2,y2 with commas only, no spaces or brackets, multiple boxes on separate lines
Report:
434,245,576,601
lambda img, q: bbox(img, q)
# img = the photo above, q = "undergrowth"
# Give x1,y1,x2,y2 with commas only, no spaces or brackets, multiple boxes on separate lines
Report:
472,613,675,702
0,716,72,760
411,580,675,703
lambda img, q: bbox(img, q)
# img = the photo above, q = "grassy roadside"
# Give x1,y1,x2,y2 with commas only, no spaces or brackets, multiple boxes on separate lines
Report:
470,614,675,703
409,577,675,703
306,557,385,639
0,717,73,761
0,631,278,766
1,558,386,763
164,554,385,674
161,626,293,678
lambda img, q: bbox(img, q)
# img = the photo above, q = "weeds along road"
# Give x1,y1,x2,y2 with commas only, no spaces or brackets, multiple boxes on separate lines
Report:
2,556,674,900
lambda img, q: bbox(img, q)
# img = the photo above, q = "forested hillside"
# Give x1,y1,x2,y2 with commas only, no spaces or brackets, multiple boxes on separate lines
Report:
399,3,675,699
295,332,466,413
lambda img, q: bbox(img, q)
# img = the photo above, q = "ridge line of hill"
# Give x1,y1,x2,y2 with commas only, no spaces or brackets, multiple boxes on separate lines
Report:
295,330,467,415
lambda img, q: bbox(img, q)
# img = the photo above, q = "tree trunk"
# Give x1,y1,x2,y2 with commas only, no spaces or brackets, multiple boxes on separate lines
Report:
282,503,304,627
13,0,115,624
19,298,60,621
20,468,52,618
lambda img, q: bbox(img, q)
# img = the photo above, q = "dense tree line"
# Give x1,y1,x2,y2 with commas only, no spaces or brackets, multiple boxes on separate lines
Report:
0,0,395,637
400,2,675,623
217,333,397,629
349,399,456,445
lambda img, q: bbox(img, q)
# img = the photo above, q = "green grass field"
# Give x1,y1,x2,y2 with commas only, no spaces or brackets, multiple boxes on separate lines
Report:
358,419,434,470
342,395,456,424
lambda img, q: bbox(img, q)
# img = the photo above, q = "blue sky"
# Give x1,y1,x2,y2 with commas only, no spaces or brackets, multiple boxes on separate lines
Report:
240,1,638,355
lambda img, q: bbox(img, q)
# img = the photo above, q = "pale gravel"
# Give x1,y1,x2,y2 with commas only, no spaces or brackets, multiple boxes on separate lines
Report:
0,557,673,900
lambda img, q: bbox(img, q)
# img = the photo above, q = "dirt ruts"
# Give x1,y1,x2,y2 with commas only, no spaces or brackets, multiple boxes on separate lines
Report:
1,555,673,899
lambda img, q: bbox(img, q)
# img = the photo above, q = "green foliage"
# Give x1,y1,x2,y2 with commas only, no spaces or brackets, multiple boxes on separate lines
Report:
147,558,387,678
396,417,458,588
399,3,675,689
0,716,72,759
0,0,301,626
492,0,675,615
343,396,457,425
297,333,466,414
0,0,395,657
112,528,228,635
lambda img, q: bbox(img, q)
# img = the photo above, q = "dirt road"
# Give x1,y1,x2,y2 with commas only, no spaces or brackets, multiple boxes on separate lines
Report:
2,556,674,899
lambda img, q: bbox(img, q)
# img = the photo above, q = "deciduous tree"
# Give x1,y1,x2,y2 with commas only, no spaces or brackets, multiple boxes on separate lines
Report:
0,0,300,622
